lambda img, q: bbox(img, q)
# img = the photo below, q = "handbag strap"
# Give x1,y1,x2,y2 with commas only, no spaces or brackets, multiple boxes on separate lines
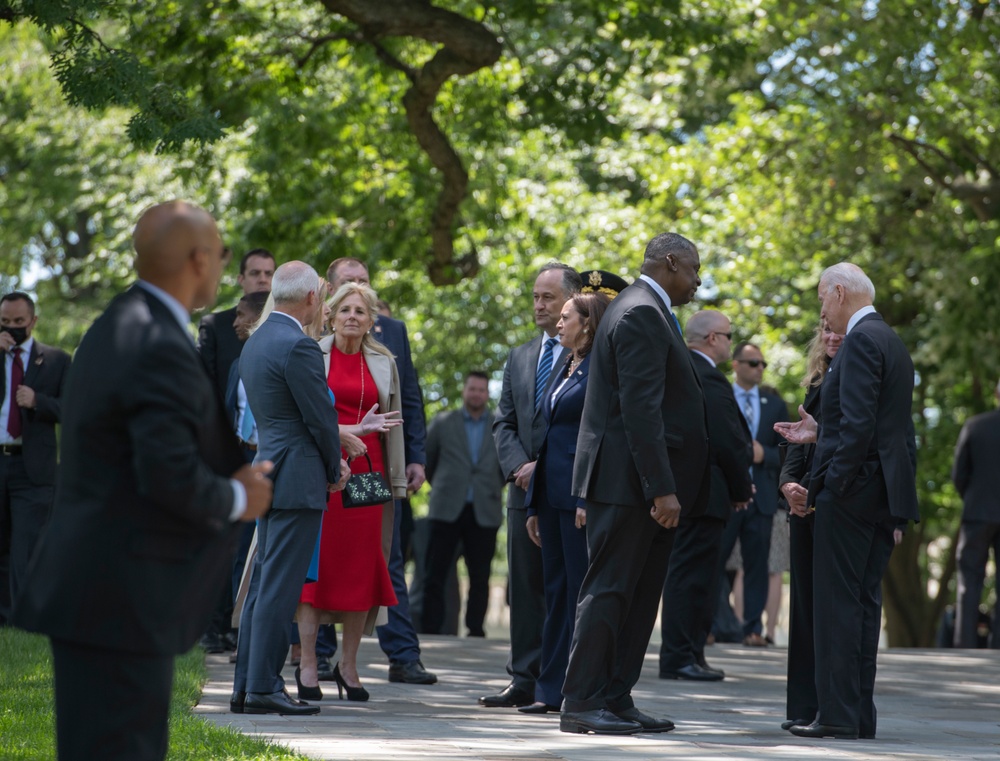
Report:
358,452,374,473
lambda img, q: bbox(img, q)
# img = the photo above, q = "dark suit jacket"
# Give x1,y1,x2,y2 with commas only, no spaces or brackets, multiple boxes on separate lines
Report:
809,312,919,521
494,334,567,511
240,312,342,510
573,279,709,515
526,354,590,515
1,340,71,486
372,314,427,468
691,352,753,521
14,285,245,655
952,408,1000,522
198,304,242,402
426,408,504,528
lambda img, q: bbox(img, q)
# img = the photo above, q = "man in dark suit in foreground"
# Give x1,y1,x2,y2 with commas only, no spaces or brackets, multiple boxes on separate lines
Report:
660,310,752,682
0,292,71,625
14,201,274,761
951,379,1000,648
233,261,348,716
561,233,709,736
789,262,918,740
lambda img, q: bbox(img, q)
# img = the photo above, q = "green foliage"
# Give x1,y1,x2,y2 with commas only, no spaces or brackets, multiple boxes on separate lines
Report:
3,0,999,643
0,630,308,760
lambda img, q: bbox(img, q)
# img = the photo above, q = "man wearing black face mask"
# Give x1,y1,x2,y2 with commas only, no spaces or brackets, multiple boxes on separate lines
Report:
0,292,71,626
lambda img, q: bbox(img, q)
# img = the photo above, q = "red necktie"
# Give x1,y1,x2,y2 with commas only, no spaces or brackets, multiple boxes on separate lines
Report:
7,348,23,439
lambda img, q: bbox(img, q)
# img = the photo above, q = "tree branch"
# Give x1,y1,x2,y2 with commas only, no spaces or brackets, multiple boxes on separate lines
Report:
320,0,502,284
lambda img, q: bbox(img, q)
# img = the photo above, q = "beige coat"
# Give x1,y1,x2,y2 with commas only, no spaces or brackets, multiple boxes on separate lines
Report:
316,334,403,632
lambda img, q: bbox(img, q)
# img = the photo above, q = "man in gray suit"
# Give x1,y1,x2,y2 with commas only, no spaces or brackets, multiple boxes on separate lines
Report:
422,371,505,637
484,263,582,707
232,261,349,716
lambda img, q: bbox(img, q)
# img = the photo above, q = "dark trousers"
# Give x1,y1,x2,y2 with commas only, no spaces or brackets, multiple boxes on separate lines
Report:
234,507,322,694
535,506,589,706
660,515,725,672
0,453,53,622
813,478,895,736
423,503,498,637
563,501,675,713
954,520,1000,648
51,638,173,761
786,511,817,721
716,504,771,636
506,505,545,692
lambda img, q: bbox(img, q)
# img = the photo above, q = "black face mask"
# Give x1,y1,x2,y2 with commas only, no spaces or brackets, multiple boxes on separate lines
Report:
2,326,28,345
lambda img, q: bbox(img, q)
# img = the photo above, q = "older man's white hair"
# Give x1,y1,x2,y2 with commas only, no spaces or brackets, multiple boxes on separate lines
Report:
271,261,320,304
819,262,876,301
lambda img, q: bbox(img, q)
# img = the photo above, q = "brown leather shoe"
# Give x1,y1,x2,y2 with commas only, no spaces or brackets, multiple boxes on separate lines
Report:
743,632,769,647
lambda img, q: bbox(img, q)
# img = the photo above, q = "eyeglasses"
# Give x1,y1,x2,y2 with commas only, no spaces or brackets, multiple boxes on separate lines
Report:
709,331,732,340
221,246,233,266
736,358,767,368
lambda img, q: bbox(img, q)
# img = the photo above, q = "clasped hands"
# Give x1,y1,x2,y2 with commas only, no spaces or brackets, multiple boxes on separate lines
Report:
773,405,818,445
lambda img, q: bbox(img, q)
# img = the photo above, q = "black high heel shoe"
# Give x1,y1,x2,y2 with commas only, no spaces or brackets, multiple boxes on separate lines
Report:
333,662,369,702
295,666,323,701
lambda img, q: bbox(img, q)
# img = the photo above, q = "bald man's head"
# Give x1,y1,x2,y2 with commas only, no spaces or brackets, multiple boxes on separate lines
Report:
133,201,229,311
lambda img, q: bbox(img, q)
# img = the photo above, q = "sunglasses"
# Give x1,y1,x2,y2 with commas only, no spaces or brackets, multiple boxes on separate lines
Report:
737,358,767,368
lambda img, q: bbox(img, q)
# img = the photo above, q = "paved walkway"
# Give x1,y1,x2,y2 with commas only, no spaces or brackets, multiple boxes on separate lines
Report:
196,636,1000,760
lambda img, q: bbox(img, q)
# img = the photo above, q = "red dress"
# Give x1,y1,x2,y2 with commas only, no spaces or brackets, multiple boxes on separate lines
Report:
300,346,397,612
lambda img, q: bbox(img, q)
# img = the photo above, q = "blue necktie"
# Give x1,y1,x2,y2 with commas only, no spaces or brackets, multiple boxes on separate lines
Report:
535,337,558,410
742,390,756,438
239,380,256,442
670,311,683,336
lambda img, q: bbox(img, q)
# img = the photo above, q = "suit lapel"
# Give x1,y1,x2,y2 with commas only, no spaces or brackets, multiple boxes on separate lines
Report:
21,343,44,388
551,354,588,411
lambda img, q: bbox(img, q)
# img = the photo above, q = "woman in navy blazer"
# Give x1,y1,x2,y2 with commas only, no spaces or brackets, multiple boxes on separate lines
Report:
522,291,612,714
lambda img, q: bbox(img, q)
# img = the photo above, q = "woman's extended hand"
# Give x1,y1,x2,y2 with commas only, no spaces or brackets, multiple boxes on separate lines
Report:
360,403,403,435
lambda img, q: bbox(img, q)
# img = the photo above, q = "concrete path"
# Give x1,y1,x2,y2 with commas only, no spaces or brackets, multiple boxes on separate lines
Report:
196,636,1000,760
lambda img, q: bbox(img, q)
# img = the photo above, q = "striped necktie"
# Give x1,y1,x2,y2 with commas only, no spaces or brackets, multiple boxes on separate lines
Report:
535,337,558,410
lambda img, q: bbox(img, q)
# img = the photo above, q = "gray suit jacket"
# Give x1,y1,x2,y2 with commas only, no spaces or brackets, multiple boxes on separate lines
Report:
493,334,566,511
427,409,505,528
240,312,341,509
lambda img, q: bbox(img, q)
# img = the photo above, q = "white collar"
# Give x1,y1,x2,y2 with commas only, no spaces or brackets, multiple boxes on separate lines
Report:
638,274,672,310
273,310,304,332
846,305,877,335
691,348,715,368
136,280,190,334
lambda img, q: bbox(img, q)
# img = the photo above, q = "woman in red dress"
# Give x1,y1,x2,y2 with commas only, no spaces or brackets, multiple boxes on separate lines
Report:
296,282,407,701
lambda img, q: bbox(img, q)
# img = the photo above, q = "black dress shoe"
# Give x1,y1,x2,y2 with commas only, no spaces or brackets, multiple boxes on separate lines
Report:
478,683,533,708
560,708,642,735
316,656,335,681
244,691,321,716
789,721,858,739
388,660,438,684
660,663,724,682
295,666,323,701
199,631,226,654
695,659,725,677
518,701,561,714
230,691,246,714
781,718,810,731
611,706,675,734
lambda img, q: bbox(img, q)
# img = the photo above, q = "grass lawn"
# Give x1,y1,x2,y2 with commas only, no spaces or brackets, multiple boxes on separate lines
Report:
0,627,309,761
